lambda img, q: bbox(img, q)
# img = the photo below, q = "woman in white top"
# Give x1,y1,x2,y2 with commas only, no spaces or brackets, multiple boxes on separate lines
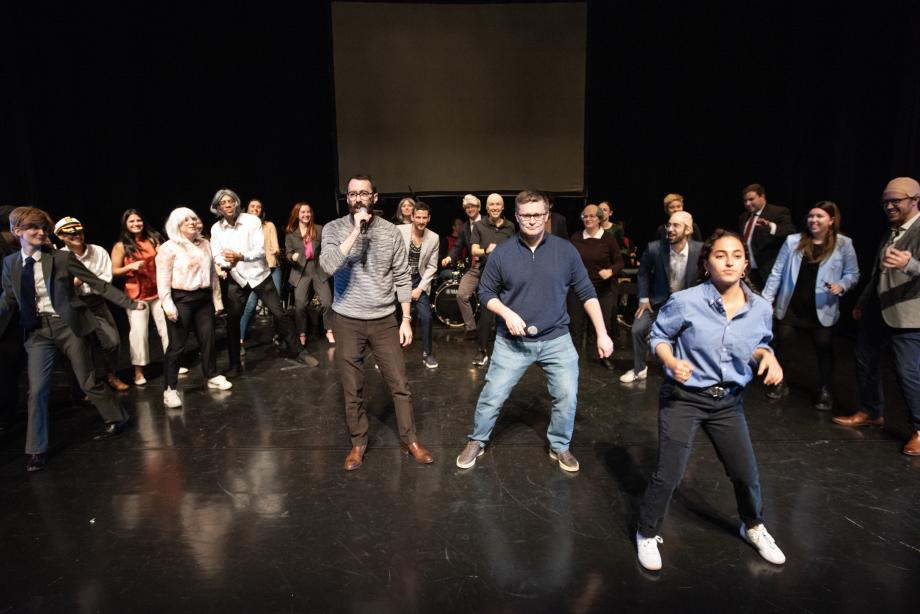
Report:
156,207,230,408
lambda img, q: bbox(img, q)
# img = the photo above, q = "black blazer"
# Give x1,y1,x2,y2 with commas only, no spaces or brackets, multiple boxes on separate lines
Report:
0,248,136,337
285,224,328,286
738,203,796,274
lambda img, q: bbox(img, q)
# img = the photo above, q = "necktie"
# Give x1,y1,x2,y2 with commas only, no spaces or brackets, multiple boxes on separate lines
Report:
887,227,903,247
743,214,757,242
20,256,39,332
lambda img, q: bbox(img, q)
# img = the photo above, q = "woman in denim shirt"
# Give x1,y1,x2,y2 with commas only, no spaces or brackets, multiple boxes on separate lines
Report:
635,230,786,572
762,201,859,410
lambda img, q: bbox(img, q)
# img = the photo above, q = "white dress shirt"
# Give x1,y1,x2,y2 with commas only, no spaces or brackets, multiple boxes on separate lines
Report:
210,212,270,288
61,244,112,296
669,242,689,293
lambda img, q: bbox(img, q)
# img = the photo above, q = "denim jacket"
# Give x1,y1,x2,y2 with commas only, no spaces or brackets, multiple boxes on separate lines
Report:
762,234,859,326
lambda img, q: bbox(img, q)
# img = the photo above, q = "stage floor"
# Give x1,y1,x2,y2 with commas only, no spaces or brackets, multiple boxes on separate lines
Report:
1,321,918,613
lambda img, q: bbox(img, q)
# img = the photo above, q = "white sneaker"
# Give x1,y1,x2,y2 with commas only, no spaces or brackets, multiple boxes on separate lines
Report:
619,367,648,383
163,387,182,408
636,532,663,571
207,375,233,390
741,523,786,565
134,375,147,386
178,367,190,375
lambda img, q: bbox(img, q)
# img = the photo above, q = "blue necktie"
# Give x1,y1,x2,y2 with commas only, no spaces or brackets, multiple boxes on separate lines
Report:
20,256,39,332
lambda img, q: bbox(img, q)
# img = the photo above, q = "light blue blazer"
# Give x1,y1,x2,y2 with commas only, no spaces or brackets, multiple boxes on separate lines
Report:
762,234,859,326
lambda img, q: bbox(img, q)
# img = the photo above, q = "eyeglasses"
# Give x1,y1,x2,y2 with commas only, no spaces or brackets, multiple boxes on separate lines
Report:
517,212,547,222
580,214,598,220
881,196,915,207
347,191,375,200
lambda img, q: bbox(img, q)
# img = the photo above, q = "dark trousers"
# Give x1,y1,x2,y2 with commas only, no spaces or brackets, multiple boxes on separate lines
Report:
224,275,299,367
333,313,418,447
638,380,764,536
69,296,121,396
164,289,216,389
568,283,615,352
855,313,920,429
457,266,481,332
292,274,332,336
410,273,434,355
774,321,834,390
25,315,126,454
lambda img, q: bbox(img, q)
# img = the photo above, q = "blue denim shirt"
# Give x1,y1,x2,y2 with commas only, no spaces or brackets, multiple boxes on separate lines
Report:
649,280,774,388
479,233,596,342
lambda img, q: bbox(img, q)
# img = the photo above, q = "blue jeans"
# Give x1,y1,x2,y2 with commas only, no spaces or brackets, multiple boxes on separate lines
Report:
410,273,433,355
856,313,920,429
240,267,282,339
469,333,580,451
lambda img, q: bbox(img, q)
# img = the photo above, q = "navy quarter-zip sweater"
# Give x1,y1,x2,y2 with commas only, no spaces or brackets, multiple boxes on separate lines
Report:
478,233,596,342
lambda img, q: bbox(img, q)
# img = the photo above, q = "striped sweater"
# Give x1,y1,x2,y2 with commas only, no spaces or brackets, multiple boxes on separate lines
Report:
319,214,411,319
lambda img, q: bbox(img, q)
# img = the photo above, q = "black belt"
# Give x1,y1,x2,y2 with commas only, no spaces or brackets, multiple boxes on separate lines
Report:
677,382,741,399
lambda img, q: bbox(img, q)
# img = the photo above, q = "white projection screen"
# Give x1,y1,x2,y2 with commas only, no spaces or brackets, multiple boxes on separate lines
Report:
332,1,586,195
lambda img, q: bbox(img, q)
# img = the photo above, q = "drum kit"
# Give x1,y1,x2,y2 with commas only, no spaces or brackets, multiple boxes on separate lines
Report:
432,261,479,328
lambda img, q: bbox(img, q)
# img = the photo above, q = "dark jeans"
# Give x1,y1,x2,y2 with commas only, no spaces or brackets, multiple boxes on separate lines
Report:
224,274,299,368
774,321,834,390
25,315,126,454
164,288,216,389
568,283,615,352
630,306,659,373
638,380,764,537
855,312,920,429
410,273,434,355
333,313,418,447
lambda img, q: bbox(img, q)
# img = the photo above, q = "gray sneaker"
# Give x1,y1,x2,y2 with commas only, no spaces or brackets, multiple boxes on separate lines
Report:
423,353,438,369
549,449,580,472
456,440,484,469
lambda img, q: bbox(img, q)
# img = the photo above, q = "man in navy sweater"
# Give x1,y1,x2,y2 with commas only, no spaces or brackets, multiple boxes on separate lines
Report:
455,190,613,472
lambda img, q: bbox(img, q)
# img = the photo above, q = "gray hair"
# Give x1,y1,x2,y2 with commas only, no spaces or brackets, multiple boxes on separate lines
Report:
164,207,201,244
209,188,241,218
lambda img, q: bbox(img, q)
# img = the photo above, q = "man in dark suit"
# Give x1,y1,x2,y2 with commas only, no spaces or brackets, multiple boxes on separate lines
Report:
620,211,702,383
738,183,796,288
441,193,482,338
0,207,147,472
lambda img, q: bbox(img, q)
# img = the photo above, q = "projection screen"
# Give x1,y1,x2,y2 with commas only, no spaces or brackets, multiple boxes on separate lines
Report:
332,2,586,195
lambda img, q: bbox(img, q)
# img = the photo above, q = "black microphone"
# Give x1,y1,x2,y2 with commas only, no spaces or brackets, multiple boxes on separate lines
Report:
357,206,368,234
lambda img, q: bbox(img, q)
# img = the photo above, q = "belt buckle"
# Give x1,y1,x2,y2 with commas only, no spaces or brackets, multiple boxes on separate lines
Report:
711,385,727,399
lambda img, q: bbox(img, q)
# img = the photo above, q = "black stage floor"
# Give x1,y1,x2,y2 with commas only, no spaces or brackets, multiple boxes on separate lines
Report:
1,320,918,613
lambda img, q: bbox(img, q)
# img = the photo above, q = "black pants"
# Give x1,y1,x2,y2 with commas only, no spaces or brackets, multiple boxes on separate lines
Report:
638,380,764,536
774,321,834,390
567,283,616,352
224,275,299,368
164,289,216,389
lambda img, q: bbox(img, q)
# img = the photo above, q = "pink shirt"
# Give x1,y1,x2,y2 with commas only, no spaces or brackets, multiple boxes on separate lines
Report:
155,239,223,315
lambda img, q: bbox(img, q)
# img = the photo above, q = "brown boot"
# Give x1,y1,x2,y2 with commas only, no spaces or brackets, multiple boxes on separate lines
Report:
401,441,434,464
831,411,884,427
344,445,366,471
106,374,130,392
902,432,920,456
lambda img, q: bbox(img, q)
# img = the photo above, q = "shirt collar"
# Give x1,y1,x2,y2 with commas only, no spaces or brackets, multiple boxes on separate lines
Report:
701,279,753,317
670,242,689,257
899,211,920,232
22,248,45,263
582,227,605,240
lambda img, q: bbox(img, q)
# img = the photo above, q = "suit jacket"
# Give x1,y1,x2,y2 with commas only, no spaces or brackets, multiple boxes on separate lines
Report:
447,217,479,267
285,224,328,287
637,238,703,307
0,248,136,337
762,234,860,326
398,225,440,295
856,218,920,328
738,203,796,274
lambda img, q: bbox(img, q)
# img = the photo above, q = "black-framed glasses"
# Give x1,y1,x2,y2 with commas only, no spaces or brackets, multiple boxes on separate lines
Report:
517,212,547,222
881,196,914,207
347,191,375,200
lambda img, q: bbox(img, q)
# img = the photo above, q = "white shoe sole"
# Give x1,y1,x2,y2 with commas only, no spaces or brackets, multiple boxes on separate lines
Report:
548,450,580,472
456,447,484,469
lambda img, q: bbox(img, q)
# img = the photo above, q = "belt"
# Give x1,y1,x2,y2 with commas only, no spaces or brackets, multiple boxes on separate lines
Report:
678,382,741,399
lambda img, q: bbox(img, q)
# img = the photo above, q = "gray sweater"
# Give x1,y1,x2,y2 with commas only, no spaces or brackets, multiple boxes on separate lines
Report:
319,214,411,319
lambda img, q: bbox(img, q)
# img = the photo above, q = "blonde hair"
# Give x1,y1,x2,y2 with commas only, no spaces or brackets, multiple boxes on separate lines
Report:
663,193,684,213
164,207,202,245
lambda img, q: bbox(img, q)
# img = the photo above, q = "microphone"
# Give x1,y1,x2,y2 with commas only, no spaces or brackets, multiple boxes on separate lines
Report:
357,206,368,234
525,324,538,336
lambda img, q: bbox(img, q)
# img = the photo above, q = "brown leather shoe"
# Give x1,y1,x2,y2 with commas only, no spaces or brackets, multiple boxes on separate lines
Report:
832,411,884,427
902,431,920,456
343,445,366,471
402,441,434,464
107,374,130,392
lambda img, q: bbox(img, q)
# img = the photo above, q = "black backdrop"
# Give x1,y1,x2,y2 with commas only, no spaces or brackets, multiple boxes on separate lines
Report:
3,1,919,281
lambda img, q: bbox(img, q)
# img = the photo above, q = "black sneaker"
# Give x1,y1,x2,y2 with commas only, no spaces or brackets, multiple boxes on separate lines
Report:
814,386,833,411
472,350,489,366
422,353,438,369
765,381,789,400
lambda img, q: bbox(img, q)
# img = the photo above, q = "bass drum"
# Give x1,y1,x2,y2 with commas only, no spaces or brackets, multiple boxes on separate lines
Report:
433,279,478,328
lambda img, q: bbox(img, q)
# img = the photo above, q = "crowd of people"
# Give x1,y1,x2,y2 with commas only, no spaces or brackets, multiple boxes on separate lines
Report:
1,174,918,573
